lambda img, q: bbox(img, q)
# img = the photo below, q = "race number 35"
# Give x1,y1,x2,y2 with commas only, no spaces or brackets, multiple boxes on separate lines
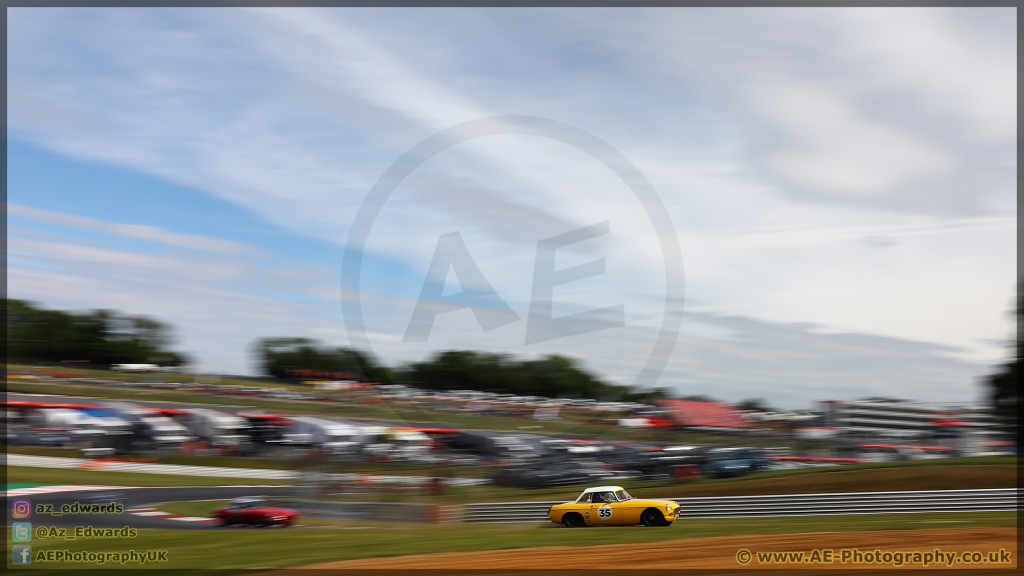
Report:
598,507,612,519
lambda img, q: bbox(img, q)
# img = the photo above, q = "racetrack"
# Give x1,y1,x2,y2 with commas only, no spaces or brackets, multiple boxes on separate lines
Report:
295,527,1017,569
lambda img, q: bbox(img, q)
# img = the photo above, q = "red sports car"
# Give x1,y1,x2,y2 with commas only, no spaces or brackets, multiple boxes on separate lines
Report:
212,497,300,527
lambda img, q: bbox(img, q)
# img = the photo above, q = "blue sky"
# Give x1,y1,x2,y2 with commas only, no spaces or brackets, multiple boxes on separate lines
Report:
7,8,1016,409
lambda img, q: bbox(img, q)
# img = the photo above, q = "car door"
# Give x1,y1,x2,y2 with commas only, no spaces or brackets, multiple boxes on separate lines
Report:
588,493,622,526
239,503,257,524
225,503,242,523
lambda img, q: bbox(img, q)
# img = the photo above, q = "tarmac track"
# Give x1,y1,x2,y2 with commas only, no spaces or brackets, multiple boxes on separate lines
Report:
294,527,1017,570
11,486,300,530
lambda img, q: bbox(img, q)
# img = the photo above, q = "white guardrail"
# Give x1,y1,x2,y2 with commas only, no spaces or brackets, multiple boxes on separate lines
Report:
460,489,1020,523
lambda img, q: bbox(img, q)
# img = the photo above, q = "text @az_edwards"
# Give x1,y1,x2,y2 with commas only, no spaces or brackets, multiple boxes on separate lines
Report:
34,525,138,540
735,547,1013,567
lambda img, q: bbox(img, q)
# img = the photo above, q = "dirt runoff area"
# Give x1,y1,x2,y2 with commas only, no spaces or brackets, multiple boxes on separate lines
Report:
297,527,1016,570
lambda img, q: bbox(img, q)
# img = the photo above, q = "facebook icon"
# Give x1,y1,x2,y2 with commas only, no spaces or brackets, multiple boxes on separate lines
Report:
12,545,32,565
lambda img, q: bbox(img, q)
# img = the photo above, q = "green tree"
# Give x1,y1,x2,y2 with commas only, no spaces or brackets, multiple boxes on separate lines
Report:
985,283,1020,433
736,398,772,412
6,299,188,367
254,338,389,382
402,350,631,400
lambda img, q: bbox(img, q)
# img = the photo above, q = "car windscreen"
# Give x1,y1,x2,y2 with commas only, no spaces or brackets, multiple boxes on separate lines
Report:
614,490,632,500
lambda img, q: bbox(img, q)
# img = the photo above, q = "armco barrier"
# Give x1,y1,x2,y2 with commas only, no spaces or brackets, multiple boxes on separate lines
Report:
284,499,467,523
460,488,1019,523
287,499,438,522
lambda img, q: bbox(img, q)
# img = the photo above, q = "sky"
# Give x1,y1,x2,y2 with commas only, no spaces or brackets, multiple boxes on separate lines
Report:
6,7,1017,410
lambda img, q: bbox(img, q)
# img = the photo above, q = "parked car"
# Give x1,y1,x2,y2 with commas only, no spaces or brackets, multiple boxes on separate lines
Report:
494,460,642,489
286,416,360,454
856,444,926,463
181,408,250,447
700,447,769,478
212,497,299,527
6,428,72,447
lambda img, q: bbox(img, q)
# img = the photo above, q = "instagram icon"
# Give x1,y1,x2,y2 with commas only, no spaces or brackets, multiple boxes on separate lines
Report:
12,499,32,518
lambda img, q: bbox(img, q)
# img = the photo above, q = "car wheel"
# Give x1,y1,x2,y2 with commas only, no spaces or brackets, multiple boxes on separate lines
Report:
641,509,664,527
562,513,584,528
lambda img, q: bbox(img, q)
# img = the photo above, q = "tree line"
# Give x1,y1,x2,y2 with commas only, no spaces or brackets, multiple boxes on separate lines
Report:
7,299,188,367
254,338,663,402
985,282,1020,434
255,338,390,382
9,297,1016,422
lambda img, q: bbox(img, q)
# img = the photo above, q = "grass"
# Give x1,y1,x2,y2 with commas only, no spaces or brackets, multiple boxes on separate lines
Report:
6,445,299,470
7,511,1016,572
6,466,290,487
6,444,495,477
7,363,304,390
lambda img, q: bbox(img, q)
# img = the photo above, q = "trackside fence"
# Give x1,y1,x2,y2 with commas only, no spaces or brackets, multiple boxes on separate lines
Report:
458,488,1019,524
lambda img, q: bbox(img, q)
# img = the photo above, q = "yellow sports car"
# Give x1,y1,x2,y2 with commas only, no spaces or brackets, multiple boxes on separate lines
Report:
547,486,680,527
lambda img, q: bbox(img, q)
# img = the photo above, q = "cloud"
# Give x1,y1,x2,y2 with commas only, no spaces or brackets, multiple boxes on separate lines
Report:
8,203,259,255
6,213,997,408
700,215,1016,252
578,7,1015,215
750,78,958,199
7,226,346,375
667,311,992,408
345,287,993,408
4,8,1015,404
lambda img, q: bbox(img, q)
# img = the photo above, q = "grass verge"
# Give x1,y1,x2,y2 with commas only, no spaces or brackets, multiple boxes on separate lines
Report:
7,511,1016,572
6,445,494,477
6,466,290,488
